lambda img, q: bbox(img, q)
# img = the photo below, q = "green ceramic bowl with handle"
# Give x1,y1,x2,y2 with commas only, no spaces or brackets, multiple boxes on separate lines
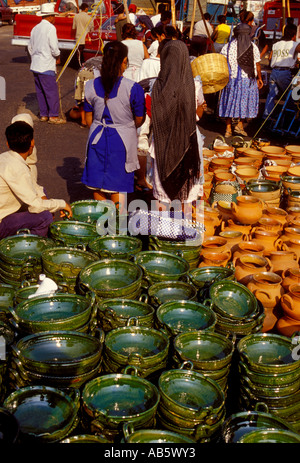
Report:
98,298,155,331
49,221,99,247
82,365,160,431
3,386,80,443
148,280,198,308
133,251,190,285
9,292,97,333
188,266,235,290
156,300,216,337
123,423,196,443
88,235,142,260
237,332,300,374
78,259,143,299
11,329,105,377
0,232,54,267
237,428,300,443
41,247,99,279
70,199,115,224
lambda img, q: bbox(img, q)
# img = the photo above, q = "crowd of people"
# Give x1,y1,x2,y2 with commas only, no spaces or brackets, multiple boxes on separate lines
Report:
1,1,299,239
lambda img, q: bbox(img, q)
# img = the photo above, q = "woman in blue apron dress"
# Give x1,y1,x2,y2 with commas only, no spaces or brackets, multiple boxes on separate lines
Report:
82,41,145,208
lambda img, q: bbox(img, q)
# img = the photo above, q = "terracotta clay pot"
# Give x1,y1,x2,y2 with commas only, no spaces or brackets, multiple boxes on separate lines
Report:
268,250,299,277
249,229,283,254
276,315,300,337
282,267,300,292
202,236,230,256
247,272,284,309
253,217,283,234
263,207,288,225
232,241,265,266
199,250,231,268
221,219,253,237
280,284,300,321
231,196,263,225
234,254,273,286
218,230,245,253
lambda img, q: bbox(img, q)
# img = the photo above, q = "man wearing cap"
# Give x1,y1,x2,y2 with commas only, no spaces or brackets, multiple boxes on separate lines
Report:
28,3,65,124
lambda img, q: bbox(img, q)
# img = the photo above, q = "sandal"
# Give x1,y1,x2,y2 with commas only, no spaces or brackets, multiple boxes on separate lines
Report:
234,126,248,136
224,130,232,138
48,117,67,125
40,116,48,122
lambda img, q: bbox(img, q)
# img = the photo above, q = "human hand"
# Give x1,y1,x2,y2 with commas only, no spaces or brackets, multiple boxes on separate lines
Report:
257,78,264,90
60,203,73,219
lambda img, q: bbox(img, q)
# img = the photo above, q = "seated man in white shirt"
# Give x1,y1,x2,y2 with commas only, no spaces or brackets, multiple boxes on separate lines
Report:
0,121,72,239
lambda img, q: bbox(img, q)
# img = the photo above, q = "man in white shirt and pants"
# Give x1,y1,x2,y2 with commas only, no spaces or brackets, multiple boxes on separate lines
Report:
28,3,65,124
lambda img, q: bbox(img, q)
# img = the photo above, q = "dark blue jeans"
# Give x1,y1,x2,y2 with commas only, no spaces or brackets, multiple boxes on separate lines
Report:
263,68,293,118
0,210,53,239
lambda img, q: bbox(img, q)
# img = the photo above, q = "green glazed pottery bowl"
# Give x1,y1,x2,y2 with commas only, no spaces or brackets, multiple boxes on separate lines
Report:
188,266,235,290
148,280,198,307
82,366,160,430
60,434,112,443
240,374,300,398
122,423,195,443
221,403,295,443
207,280,259,321
11,329,104,377
173,331,234,371
237,428,300,443
3,386,79,443
134,251,190,284
41,247,99,279
237,333,300,374
104,325,169,369
148,235,202,263
88,235,142,260
98,298,155,331
78,259,143,299
70,199,115,224
238,359,300,387
156,300,216,337
158,366,225,422
0,284,15,316
49,221,98,247
9,293,96,333
0,233,54,266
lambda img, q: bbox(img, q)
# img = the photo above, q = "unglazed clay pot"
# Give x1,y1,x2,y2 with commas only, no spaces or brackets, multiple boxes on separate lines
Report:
253,217,283,234
249,229,283,254
199,250,231,268
234,254,273,286
276,315,300,337
232,241,265,266
282,268,300,292
282,239,300,263
218,230,245,254
221,219,253,237
280,284,300,321
262,306,283,333
231,196,263,225
247,272,284,309
202,236,230,256
268,250,299,277
262,207,288,225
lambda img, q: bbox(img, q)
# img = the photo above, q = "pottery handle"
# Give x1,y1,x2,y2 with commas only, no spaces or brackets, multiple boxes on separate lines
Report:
16,228,31,235
231,202,237,213
274,238,283,250
281,242,290,252
255,289,272,301
179,360,194,371
123,423,135,441
281,293,294,311
255,402,269,413
94,327,105,343
76,243,87,251
265,257,273,273
138,292,148,304
124,364,140,376
126,317,139,327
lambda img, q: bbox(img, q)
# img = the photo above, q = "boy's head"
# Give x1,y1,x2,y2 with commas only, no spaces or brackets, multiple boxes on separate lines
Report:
283,23,297,40
5,121,34,154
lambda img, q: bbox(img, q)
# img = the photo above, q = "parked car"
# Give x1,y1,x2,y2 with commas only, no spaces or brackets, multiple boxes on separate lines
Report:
0,0,14,26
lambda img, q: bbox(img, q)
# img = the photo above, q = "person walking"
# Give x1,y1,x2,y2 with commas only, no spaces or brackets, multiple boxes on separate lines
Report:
81,41,145,211
72,3,92,66
263,24,300,119
28,3,65,124
211,15,231,53
121,23,149,82
218,22,263,138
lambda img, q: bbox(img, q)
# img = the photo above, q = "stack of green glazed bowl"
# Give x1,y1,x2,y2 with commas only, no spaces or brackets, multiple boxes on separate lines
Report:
97,298,155,332
0,232,54,287
49,220,99,248
70,199,115,225
237,332,300,432
187,266,235,302
0,284,14,322
155,300,216,338
157,363,226,442
204,280,265,338
3,386,80,443
9,329,104,390
146,280,198,308
172,332,235,393
41,247,99,293
102,321,170,379
88,235,143,261
81,365,160,442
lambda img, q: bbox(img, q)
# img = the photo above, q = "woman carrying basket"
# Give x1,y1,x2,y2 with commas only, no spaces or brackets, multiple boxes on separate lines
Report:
218,22,263,138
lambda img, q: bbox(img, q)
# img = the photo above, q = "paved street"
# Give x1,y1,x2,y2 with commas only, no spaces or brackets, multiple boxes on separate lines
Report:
0,24,293,207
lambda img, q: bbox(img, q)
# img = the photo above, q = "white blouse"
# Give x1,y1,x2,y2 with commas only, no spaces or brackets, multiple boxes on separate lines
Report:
221,40,261,78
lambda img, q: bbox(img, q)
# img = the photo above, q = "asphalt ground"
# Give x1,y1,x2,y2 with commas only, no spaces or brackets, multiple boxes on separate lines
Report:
0,24,298,209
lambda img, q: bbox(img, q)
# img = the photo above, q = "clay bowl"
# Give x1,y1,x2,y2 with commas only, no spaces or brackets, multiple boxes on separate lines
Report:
203,149,217,159
210,157,233,172
264,165,289,180
234,157,257,167
260,146,286,156
287,165,300,177
235,166,259,182
241,148,264,161
214,171,236,184
285,145,300,156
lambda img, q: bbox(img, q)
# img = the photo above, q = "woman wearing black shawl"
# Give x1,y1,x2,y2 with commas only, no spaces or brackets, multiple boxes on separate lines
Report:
218,22,263,137
150,39,205,205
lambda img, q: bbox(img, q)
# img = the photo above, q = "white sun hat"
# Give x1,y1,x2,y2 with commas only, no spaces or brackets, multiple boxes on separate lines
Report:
36,3,59,16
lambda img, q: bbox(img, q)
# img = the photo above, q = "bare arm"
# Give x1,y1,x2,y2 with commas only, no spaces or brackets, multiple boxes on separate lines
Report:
256,62,264,90
135,115,145,128
143,43,149,59
85,111,93,127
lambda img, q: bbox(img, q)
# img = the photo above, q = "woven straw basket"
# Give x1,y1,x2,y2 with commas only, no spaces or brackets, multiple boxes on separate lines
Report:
191,53,229,94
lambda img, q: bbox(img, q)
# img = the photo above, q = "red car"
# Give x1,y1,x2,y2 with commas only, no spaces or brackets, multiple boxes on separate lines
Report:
0,0,14,26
